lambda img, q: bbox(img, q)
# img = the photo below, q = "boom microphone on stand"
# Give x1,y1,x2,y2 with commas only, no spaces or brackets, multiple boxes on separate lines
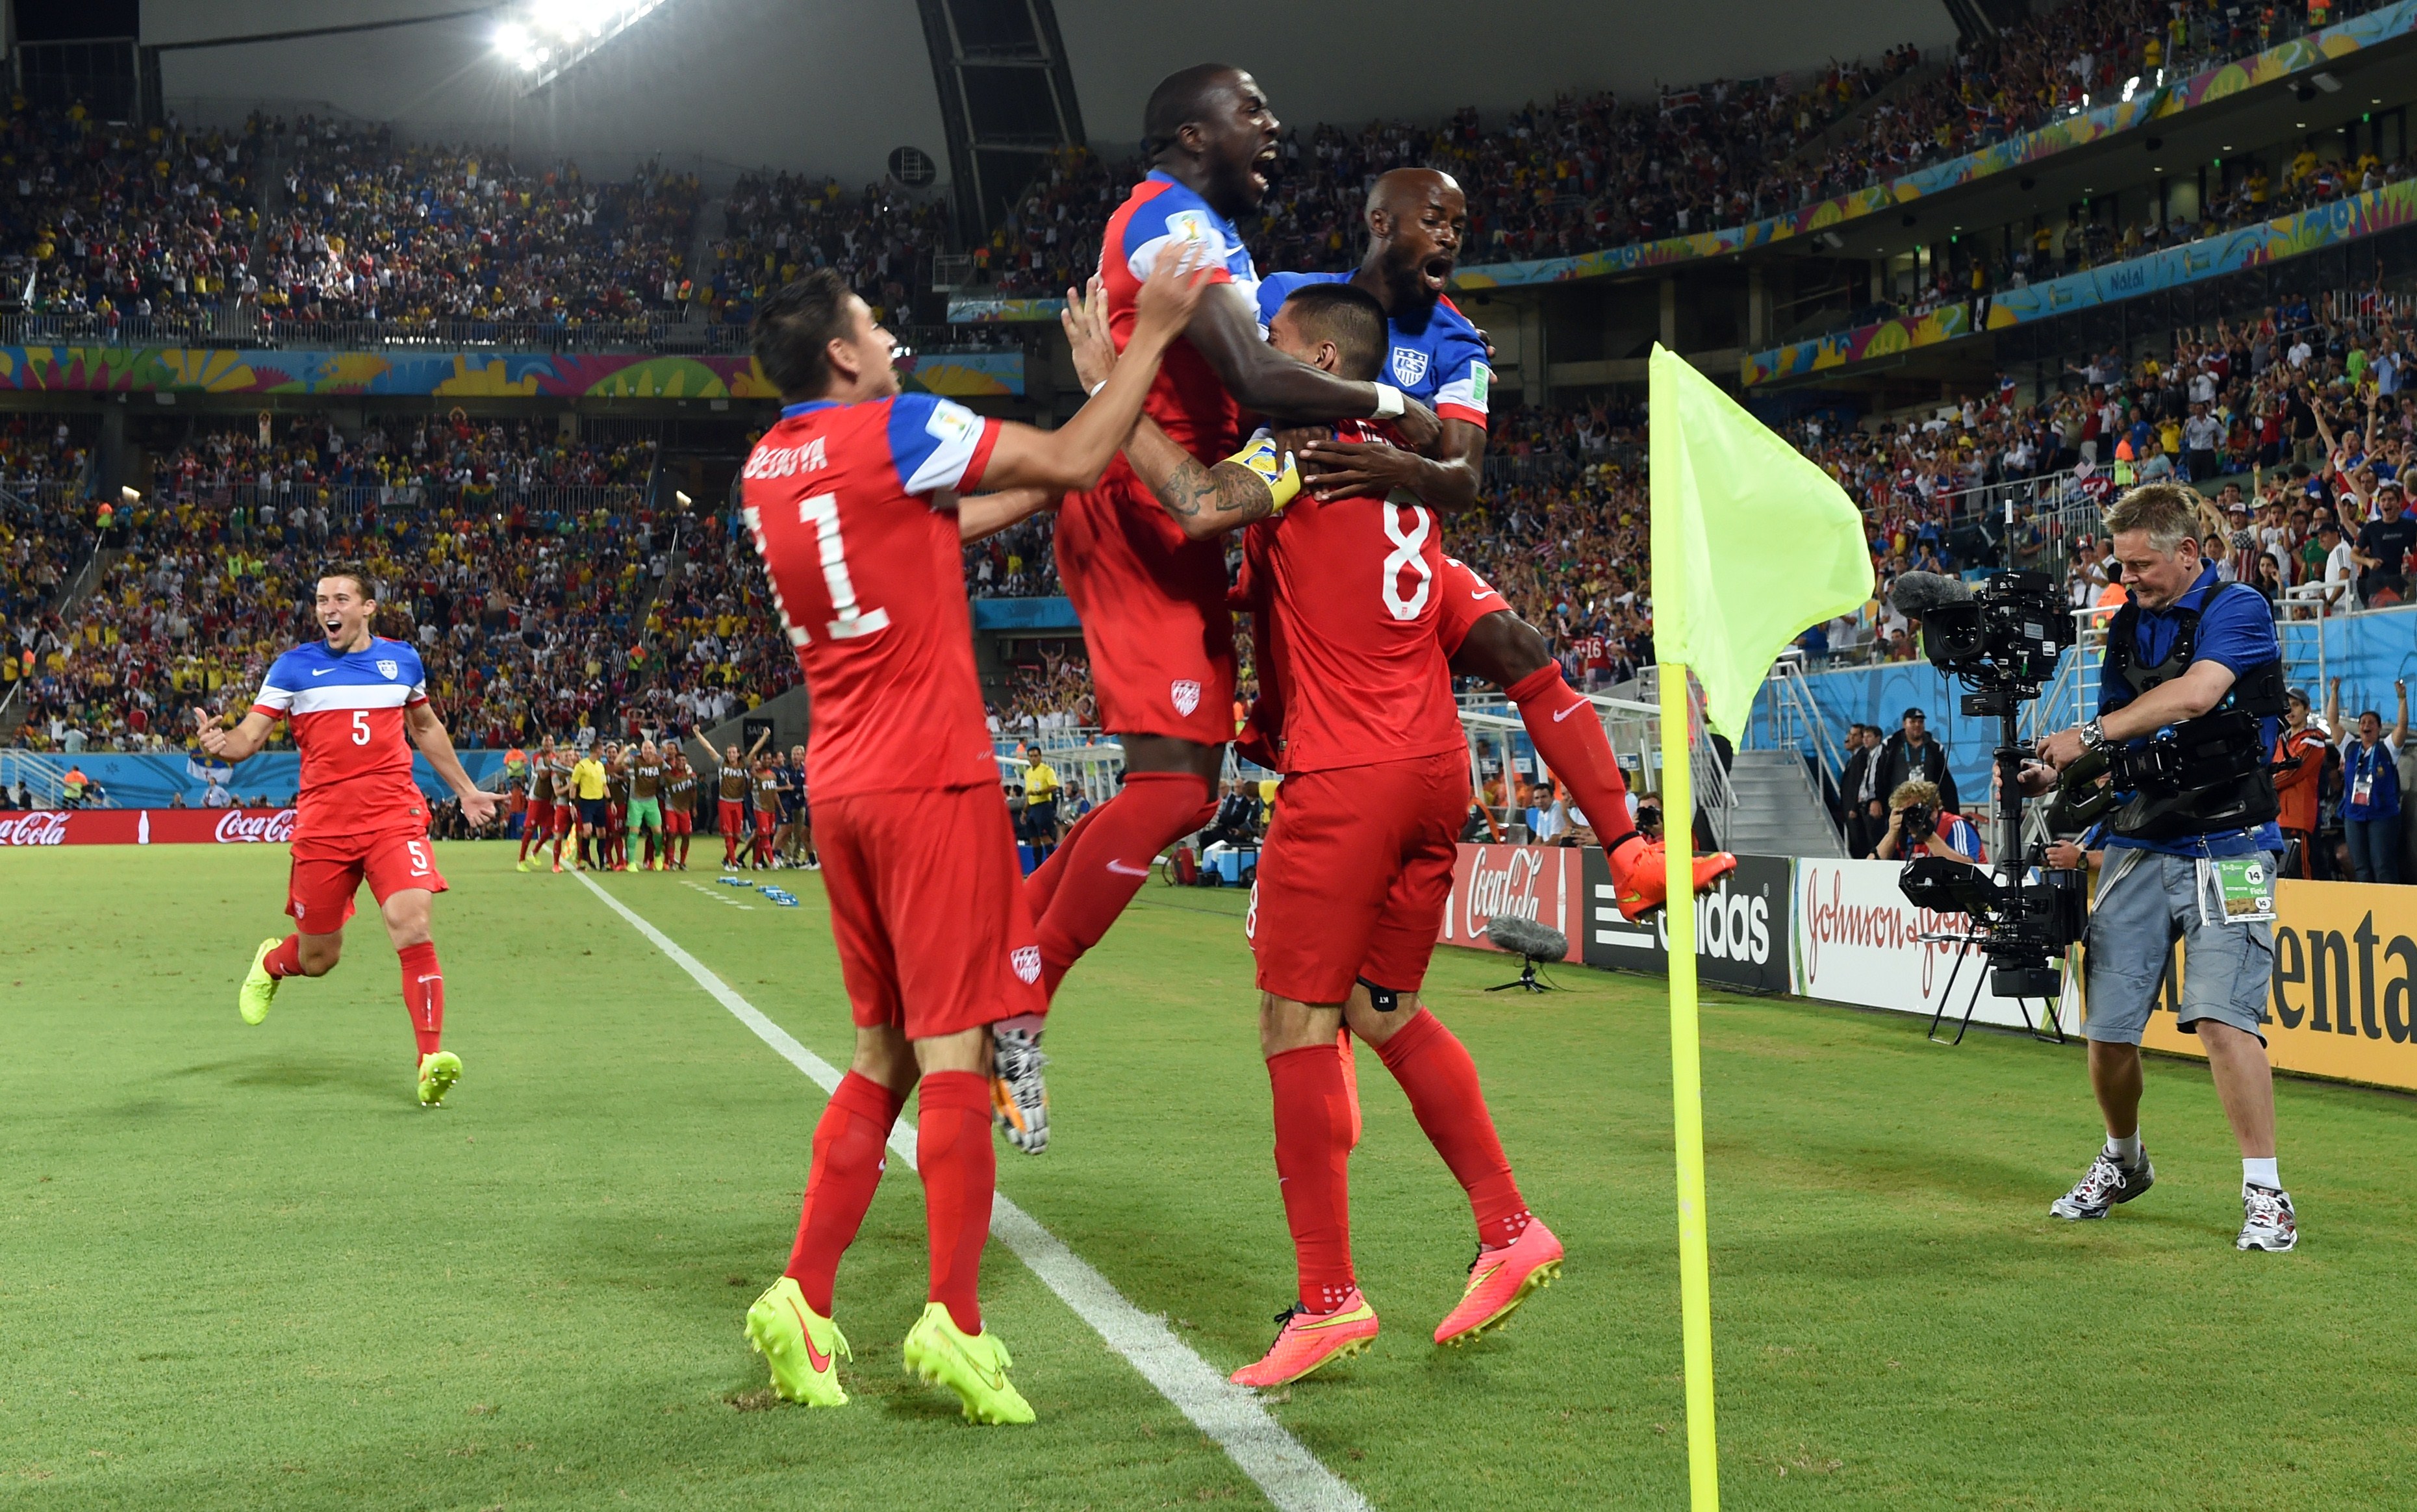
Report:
1482,914,1567,993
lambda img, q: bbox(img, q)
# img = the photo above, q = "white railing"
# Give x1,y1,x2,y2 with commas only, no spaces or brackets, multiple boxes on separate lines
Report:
0,750,68,807
1761,653,1850,848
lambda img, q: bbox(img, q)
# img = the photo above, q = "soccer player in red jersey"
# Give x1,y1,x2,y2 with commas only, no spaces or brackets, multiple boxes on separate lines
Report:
1281,166,1732,918
661,746,697,870
1081,281,1563,1385
735,249,1212,1422
994,63,1447,1151
516,735,557,870
207,566,499,1107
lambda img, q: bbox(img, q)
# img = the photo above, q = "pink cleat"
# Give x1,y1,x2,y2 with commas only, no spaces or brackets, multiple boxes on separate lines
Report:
1433,1218,1564,1346
1229,1290,1380,1388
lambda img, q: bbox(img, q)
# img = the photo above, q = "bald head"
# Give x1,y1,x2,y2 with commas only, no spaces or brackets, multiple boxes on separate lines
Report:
1358,168,1467,314
1365,167,1462,220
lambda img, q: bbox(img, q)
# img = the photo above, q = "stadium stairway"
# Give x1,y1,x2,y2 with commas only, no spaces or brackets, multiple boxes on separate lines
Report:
1720,747,1844,859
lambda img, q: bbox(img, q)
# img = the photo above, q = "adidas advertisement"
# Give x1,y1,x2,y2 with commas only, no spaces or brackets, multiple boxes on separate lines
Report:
1578,851,1792,994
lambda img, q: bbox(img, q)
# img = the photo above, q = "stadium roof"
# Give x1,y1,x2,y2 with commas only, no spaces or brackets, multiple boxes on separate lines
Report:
137,0,1959,185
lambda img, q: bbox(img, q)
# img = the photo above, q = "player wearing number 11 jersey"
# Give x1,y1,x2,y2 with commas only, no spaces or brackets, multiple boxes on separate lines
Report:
204,565,499,1107
731,255,1209,1424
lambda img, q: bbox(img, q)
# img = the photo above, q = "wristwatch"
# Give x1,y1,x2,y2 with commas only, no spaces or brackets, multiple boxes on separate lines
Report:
2078,718,2108,755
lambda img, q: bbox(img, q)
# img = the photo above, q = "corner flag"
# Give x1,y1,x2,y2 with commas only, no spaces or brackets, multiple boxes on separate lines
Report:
1646,344,1873,1511
1648,345,1875,737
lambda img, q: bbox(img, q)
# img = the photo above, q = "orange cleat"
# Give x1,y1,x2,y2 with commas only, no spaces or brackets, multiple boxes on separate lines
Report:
1607,836,1736,923
1230,1290,1380,1388
1433,1218,1564,1346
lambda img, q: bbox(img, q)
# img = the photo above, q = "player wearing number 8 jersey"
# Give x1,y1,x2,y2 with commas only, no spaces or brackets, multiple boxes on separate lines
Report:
1080,279,1562,1386
731,255,1209,1423
201,564,499,1107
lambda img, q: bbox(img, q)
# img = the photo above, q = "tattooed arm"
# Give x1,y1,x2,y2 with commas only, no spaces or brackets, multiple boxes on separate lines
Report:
1123,416,1302,541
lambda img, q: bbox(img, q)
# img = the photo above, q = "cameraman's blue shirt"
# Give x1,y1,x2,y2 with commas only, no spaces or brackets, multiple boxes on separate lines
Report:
2095,566,2284,857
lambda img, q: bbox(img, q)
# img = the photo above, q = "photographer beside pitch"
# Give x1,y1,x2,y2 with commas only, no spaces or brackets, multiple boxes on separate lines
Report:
2016,482,2298,1252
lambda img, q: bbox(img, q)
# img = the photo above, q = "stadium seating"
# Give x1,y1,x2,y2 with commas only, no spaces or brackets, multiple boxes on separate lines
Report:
703,170,950,329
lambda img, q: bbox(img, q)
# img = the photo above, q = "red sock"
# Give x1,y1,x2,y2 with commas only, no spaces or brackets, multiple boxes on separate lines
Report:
783,1072,905,1315
264,935,305,979
1373,1009,1529,1248
1032,772,1215,995
398,940,445,1060
724,830,739,866
551,832,565,864
518,824,534,861
1508,664,1638,849
915,1071,994,1335
1022,801,1106,916
1267,1044,1356,1313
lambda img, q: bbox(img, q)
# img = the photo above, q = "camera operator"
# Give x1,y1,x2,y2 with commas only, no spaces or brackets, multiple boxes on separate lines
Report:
2018,482,2297,1252
1873,779,1984,866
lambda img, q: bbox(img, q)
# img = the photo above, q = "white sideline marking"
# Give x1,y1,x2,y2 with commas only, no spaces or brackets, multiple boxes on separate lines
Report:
574,873,1371,1512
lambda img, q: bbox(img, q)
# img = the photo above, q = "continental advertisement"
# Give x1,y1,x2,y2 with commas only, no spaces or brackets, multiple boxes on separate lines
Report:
2128,877,2417,1090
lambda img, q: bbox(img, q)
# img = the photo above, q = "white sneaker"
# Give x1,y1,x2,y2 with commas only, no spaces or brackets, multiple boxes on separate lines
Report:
2237,1185,2297,1251
2049,1146,2154,1220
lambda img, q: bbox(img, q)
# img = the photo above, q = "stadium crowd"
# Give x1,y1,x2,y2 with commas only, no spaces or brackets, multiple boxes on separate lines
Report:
702,170,948,329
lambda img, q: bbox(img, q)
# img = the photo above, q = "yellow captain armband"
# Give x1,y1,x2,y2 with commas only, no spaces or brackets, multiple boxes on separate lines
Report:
1226,429,1301,514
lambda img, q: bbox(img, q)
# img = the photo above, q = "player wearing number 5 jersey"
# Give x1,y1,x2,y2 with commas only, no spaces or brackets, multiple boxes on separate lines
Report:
203,564,499,1107
1083,280,1562,1387
732,254,1210,1424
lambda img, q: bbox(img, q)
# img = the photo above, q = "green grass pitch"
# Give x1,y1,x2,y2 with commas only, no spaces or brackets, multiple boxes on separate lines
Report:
4,841,2414,1509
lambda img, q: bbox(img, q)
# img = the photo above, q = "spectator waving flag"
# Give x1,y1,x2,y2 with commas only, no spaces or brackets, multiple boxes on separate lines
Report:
1648,343,1874,737
1644,340,1873,1512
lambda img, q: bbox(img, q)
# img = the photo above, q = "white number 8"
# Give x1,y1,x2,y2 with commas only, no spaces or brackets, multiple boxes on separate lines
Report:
1381,505,1434,621
350,709,372,746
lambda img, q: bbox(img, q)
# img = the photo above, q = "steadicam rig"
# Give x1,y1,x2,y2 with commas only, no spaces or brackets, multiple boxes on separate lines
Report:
1888,570,2085,1010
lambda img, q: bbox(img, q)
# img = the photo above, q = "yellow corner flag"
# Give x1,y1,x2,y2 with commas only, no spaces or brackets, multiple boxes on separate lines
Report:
1646,345,1873,1511
1648,344,1875,738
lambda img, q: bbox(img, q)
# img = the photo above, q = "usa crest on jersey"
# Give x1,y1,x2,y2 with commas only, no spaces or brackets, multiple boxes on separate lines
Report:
1391,346,1430,386
377,659,398,679
1171,679,1202,717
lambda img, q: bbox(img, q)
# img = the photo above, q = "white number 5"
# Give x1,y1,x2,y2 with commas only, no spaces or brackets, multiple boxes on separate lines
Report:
351,710,372,746
407,840,431,874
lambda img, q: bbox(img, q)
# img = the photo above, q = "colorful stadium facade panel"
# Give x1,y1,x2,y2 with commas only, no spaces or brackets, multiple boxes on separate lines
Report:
0,347,1024,399
1741,177,2417,385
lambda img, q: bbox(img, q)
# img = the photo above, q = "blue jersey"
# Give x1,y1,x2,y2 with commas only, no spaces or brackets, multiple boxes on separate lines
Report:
1257,271,1493,425
2096,568,2283,857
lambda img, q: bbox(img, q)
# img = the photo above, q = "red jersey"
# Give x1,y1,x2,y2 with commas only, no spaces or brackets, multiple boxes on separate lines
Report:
1239,423,1463,774
249,635,430,842
1099,170,1259,464
740,393,1002,800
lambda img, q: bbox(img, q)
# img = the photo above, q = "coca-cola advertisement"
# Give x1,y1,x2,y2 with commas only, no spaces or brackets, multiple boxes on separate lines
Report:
0,808,299,846
1437,843,1584,963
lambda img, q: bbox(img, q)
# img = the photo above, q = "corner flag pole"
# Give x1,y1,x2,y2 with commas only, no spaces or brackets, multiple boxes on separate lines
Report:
1657,661,1720,1510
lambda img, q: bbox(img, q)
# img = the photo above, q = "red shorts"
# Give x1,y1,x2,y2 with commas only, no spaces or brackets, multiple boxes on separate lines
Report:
818,784,1044,1040
664,808,692,835
551,801,576,837
1248,750,1465,1003
607,803,626,833
1057,469,1236,744
1437,555,1511,657
286,831,448,933
720,799,745,833
525,797,553,833
753,807,778,835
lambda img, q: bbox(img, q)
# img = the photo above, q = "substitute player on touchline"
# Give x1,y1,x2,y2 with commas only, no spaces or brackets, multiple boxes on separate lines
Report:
207,565,499,1107
735,246,1215,1424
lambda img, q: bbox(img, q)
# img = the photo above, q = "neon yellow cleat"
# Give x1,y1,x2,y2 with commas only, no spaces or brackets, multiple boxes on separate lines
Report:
416,1050,462,1107
238,937,283,1026
901,1302,1033,1424
744,1277,852,1407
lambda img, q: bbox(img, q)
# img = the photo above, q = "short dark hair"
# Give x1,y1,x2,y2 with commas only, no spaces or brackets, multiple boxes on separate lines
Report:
1143,64,1236,159
318,562,377,601
753,270,856,398
1277,283,1387,381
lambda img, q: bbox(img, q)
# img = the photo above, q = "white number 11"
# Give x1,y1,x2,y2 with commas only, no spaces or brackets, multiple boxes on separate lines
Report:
798,492,889,641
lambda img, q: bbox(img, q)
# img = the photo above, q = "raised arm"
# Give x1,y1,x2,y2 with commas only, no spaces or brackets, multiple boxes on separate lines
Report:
1296,416,1485,511
1182,285,1441,451
1123,416,1293,541
955,488,1060,544
2394,678,2410,749
974,247,1218,495
195,705,275,763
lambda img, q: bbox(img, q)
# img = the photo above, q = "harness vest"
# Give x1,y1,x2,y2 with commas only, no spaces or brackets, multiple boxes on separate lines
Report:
2099,582,2287,842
